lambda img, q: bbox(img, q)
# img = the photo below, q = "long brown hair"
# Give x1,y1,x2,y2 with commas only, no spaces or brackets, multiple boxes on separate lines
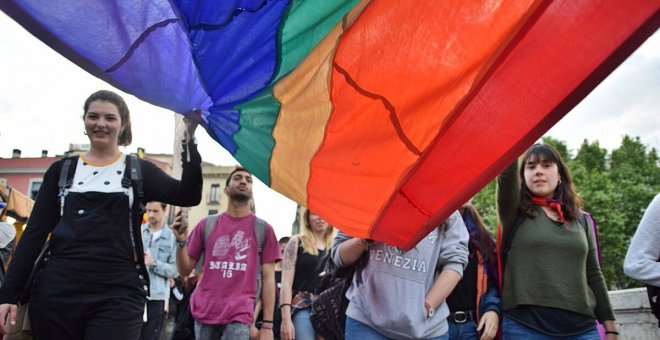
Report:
459,204,495,264
519,144,583,220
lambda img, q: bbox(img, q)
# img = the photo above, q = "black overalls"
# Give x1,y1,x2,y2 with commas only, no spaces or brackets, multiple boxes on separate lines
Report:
29,163,148,340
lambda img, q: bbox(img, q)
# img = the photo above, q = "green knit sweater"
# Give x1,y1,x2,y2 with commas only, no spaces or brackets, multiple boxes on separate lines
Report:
497,162,615,321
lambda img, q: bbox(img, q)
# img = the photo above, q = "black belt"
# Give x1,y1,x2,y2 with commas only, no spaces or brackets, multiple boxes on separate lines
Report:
448,310,475,324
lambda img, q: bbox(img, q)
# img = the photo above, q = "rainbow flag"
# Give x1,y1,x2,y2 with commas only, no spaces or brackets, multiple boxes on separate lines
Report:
3,0,657,249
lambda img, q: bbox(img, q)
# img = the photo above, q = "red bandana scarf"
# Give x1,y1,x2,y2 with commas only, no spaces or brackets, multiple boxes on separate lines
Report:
532,196,566,224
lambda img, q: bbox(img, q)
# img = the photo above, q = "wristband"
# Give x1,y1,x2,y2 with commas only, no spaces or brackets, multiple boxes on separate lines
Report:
424,301,435,318
176,239,188,249
279,303,292,310
261,320,273,324
605,331,619,335
261,324,273,330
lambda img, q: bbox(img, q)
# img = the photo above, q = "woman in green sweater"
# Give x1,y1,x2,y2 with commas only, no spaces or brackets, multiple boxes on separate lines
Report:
497,143,618,339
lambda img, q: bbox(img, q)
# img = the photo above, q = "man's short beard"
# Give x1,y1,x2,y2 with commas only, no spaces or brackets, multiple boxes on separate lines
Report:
229,192,252,203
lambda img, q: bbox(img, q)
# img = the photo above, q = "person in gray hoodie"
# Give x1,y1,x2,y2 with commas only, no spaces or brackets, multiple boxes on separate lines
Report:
332,211,469,339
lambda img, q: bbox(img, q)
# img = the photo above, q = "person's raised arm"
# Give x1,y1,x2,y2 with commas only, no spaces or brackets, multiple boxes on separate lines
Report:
497,159,522,231
142,110,205,208
183,109,204,140
171,210,197,277
279,237,299,340
331,231,370,267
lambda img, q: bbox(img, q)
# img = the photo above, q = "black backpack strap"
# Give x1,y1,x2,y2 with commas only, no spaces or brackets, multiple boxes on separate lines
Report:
500,212,524,276
122,155,145,214
253,217,267,300
121,155,144,262
58,156,78,216
130,155,144,205
0,254,5,281
578,211,604,267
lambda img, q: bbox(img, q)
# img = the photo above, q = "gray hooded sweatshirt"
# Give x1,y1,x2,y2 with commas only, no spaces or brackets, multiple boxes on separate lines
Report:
332,211,469,339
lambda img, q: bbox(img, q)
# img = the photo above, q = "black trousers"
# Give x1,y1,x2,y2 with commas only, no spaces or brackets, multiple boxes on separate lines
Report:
139,300,165,340
29,260,146,340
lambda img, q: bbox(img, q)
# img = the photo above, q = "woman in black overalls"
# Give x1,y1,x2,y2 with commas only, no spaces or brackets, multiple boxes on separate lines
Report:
0,90,204,340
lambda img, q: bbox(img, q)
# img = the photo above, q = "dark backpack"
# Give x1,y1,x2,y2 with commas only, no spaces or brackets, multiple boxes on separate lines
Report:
170,281,196,340
309,255,355,340
310,244,375,340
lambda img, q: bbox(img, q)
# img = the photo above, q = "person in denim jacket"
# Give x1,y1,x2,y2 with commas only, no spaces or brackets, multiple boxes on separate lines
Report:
140,201,178,340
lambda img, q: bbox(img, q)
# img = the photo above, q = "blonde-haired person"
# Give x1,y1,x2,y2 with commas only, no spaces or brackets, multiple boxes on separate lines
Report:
280,210,335,340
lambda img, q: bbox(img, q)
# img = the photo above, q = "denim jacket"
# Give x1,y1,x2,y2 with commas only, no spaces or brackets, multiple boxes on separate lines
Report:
141,224,177,300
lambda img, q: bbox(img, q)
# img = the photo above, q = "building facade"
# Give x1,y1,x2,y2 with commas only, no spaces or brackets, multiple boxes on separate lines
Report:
0,149,60,200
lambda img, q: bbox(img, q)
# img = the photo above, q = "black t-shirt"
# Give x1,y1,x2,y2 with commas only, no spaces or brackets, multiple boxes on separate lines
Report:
447,250,478,312
506,305,596,336
292,247,327,293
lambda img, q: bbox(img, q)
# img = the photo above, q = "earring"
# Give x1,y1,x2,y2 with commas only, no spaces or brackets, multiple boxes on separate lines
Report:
84,131,88,135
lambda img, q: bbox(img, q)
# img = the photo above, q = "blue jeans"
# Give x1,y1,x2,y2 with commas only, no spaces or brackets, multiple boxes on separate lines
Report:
447,320,479,339
292,308,316,339
345,317,448,340
502,317,601,340
194,321,250,340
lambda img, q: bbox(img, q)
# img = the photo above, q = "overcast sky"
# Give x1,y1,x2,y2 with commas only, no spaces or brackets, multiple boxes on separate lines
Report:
0,12,658,238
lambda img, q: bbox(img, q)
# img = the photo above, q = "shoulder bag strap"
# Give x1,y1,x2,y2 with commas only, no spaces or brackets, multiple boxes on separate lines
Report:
497,212,524,290
196,213,220,273
253,217,267,300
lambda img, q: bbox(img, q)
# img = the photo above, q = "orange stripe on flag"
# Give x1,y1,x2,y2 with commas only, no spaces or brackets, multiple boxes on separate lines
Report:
271,1,370,204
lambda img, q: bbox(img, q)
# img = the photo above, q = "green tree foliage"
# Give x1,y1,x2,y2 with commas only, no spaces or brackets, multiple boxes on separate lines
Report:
575,139,607,172
470,136,660,289
473,179,497,231
542,136,571,160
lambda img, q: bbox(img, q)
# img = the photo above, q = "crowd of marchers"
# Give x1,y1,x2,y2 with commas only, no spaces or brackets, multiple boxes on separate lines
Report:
0,90,658,340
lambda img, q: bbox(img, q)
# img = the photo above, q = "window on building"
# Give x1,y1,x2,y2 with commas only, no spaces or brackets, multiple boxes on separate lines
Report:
29,180,42,199
209,184,220,204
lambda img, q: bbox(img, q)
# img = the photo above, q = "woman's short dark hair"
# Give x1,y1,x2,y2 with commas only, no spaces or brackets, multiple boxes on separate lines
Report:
519,143,583,220
83,90,132,146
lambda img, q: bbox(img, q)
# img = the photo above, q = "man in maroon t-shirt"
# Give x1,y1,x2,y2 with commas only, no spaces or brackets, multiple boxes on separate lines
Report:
173,167,282,340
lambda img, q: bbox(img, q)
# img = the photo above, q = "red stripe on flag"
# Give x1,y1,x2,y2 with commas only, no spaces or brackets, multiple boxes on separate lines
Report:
373,1,659,249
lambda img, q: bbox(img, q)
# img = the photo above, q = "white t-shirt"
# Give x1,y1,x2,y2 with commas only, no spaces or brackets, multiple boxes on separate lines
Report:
68,153,134,204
